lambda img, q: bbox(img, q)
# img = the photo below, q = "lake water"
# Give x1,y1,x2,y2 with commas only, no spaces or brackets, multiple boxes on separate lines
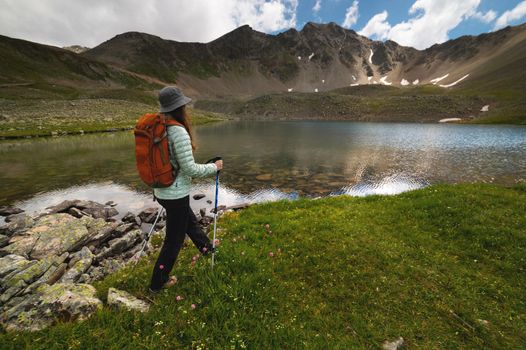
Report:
1,121,525,219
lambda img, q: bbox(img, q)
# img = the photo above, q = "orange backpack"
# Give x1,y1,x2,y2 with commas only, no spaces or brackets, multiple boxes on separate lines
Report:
134,113,183,188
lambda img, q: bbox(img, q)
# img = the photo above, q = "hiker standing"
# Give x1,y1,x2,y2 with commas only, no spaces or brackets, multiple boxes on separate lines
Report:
148,86,223,293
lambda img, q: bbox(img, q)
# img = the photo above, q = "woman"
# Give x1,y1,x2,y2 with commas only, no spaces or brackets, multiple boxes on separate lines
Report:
149,86,223,293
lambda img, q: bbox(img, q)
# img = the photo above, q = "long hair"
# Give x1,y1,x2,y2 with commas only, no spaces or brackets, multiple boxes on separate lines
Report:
164,105,196,151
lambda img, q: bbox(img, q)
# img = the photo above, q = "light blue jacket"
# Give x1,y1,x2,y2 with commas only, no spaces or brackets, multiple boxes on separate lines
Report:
154,125,217,200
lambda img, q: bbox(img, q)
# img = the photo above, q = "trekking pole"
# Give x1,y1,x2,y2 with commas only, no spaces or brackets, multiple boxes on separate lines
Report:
206,156,222,270
133,207,164,267
212,170,220,269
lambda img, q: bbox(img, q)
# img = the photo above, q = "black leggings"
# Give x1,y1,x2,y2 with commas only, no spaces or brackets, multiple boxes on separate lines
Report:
149,195,212,291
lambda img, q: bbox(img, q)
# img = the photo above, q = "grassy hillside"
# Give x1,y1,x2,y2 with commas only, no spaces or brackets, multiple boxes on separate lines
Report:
1,184,525,349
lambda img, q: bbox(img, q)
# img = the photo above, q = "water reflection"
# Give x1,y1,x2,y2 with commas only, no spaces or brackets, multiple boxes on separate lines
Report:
0,121,525,211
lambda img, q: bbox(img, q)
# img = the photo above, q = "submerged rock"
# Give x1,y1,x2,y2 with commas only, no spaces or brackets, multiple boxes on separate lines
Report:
0,283,102,332
107,287,150,313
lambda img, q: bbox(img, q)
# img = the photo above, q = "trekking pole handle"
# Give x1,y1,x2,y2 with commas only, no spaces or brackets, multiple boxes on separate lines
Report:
206,156,222,174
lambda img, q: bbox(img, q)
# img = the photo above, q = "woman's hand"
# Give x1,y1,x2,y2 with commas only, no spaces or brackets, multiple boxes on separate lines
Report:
215,160,223,171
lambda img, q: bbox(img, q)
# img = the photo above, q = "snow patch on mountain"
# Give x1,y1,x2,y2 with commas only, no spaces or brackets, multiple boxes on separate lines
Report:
439,74,470,88
430,73,450,84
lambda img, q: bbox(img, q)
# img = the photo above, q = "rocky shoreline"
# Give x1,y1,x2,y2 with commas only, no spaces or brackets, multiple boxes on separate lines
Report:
0,197,245,332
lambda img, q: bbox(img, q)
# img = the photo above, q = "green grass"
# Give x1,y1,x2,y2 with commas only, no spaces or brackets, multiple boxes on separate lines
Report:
1,184,525,349
0,98,225,138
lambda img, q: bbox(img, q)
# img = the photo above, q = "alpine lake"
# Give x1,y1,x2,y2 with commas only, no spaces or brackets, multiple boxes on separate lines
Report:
1,120,525,223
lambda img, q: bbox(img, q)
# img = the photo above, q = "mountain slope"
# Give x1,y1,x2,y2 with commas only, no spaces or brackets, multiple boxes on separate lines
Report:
83,22,526,100
0,34,159,101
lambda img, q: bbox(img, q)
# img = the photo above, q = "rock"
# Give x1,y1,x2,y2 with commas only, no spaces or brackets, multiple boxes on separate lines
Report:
46,263,68,285
0,206,24,216
68,207,87,218
225,203,251,211
138,208,159,223
112,223,136,238
0,214,35,237
0,283,102,332
77,273,90,283
0,280,27,305
59,254,93,283
30,214,91,260
105,201,117,207
0,254,32,279
71,220,119,251
67,246,94,268
199,208,207,218
140,223,154,235
256,173,273,181
96,229,142,260
107,288,150,313
382,337,404,350
121,212,136,223
193,194,206,200
22,252,69,294
2,257,51,289
99,258,123,276
206,200,212,204
0,234,8,248
46,200,118,220
211,205,227,214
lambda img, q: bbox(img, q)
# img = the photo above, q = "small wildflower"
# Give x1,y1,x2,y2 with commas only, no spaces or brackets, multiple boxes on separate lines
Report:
202,247,208,253
241,251,245,256
176,295,184,301
192,255,199,261
214,239,221,246
269,252,274,257
277,248,282,253
191,304,196,310
265,224,270,229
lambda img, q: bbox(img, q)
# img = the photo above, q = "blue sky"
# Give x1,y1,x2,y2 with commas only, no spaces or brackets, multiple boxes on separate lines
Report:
1,0,525,49
291,0,526,48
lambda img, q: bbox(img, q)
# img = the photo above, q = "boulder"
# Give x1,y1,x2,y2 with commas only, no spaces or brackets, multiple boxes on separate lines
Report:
59,247,94,283
0,206,24,217
70,218,119,251
0,214,35,237
0,283,102,332
29,214,91,260
107,288,150,313
46,200,118,220
0,254,32,279
22,253,69,294
121,212,137,223
46,263,68,285
112,223,136,238
138,208,159,224
96,229,142,260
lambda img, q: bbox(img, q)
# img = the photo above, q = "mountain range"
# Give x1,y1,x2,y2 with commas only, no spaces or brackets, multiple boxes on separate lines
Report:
1,22,525,123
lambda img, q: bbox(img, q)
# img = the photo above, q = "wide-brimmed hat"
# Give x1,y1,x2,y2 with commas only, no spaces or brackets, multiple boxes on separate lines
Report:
158,86,192,113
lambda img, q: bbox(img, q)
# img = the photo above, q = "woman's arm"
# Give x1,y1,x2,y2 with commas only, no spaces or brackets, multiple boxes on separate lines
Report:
169,126,217,178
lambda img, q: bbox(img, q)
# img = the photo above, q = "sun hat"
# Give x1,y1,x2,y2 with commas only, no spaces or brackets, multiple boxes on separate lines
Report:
158,86,192,113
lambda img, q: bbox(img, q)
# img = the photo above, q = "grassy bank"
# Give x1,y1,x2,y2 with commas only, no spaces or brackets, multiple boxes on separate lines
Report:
0,98,225,139
195,85,525,125
1,184,525,349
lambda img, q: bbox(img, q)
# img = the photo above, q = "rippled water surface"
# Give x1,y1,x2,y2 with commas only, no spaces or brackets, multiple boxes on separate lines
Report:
1,121,525,217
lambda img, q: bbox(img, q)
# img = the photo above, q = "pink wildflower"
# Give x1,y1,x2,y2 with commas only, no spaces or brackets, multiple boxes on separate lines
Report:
176,295,184,301
214,239,221,246
202,247,208,253
269,251,274,257
191,304,196,310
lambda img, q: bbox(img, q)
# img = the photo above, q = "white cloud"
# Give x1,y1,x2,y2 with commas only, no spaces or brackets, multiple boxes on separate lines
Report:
342,0,359,28
313,0,322,13
358,0,486,49
470,10,497,23
358,11,390,40
0,0,298,47
494,0,526,29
